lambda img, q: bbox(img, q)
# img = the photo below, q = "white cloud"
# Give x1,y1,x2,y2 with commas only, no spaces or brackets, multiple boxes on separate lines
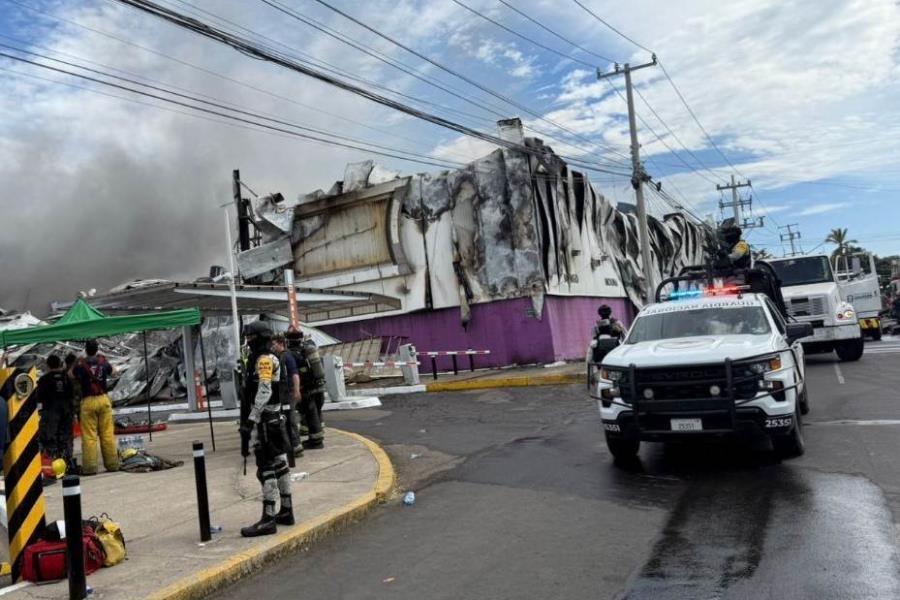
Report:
796,202,849,216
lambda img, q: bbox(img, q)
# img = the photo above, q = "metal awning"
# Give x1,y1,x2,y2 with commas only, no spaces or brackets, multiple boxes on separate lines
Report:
60,282,401,322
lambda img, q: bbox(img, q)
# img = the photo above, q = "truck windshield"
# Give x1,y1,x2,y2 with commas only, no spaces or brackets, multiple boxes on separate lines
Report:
627,307,771,343
769,257,834,287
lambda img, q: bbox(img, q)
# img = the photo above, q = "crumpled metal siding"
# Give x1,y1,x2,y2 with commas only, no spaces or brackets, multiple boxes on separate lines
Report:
286,137,710,318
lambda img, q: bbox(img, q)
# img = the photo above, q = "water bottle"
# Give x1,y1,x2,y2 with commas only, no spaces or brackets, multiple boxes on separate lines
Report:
403,491,415,506
133,435,145,451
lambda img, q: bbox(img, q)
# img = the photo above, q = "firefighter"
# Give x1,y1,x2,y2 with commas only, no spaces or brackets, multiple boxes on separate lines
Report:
74,340,119,475
719,218,751,269
239,321,294,537
288,329,327,450
36,354,75,462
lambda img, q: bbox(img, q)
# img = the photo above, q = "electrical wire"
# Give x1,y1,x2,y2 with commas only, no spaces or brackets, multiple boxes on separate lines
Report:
302,0,635,163
212,0,634,170
495,0,613,64
450,0,601,69
0,50,471,169
110,0,634,177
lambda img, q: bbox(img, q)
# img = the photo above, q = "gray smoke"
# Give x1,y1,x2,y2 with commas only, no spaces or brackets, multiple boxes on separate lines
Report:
0,1,441,316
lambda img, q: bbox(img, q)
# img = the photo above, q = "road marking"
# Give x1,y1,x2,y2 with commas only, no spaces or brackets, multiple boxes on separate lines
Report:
810,419,900,427
833,363,845,384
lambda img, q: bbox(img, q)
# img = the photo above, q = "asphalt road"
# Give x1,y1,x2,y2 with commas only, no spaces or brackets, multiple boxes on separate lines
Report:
221,340,900,600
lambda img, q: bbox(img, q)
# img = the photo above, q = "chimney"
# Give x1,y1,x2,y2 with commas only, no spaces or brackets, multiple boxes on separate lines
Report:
497,117,524,145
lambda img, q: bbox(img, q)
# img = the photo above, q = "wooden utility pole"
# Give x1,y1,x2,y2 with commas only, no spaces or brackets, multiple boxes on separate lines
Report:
598,56,658,298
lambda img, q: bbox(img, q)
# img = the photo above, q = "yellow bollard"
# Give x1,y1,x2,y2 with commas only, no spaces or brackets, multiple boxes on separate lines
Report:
1,366,46,582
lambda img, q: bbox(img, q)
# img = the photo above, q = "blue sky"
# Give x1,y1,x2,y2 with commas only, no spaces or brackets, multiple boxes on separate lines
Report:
0,0,899,311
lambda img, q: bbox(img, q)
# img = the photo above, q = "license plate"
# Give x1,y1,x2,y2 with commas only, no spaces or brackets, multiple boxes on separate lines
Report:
671,418,703,432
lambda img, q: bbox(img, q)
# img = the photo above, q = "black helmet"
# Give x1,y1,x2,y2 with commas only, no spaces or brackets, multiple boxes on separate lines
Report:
719,218,742,244
598,304,612,318
242,320,272,339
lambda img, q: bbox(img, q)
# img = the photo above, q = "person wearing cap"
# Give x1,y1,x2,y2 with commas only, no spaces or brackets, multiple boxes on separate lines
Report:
239,320,294,537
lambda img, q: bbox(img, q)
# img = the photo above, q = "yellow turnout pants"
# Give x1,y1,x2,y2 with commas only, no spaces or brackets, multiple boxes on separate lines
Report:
80,394,119,474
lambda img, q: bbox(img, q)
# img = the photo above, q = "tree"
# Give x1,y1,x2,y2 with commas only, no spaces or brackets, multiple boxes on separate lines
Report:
825,228,858,258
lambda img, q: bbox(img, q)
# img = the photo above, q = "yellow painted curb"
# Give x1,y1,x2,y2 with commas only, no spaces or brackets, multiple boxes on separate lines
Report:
426,372,582,392
145,429,395,600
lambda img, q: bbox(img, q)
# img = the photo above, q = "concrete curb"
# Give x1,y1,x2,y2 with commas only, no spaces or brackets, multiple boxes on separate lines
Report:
425,372,582,392
145,428,395,600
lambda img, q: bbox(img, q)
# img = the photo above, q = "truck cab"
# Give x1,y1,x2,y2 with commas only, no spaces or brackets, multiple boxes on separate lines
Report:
764,255,864,361
833,252,883,340
592,287,812,461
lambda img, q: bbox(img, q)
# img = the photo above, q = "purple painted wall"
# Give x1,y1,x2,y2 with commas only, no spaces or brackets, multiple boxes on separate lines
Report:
320,295,633,368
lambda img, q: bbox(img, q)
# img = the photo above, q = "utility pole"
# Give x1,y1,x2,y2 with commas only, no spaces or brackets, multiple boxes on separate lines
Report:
717,175,752,223
780,224,802,256
598,55,658,299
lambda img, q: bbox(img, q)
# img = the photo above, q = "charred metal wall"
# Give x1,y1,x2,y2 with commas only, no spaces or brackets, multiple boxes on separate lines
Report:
281,138,709,319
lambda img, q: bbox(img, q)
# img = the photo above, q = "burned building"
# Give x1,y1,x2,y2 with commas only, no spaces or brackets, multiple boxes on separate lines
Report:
245,120,710,367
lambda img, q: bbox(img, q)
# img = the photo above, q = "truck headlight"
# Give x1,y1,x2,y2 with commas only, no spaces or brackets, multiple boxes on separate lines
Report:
746,355,782,375
600,368,624,382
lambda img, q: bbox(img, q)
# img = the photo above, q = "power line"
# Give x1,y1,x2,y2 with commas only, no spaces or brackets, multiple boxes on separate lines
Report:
110,0,634,177
495,0,613,64
302,0,635,163
0,50,473,170
632,85,726,185
248,0,632,170
570,0,654,55
450,0,601,69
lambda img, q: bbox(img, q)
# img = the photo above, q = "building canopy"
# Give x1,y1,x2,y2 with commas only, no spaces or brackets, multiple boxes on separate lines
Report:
0,299,201,348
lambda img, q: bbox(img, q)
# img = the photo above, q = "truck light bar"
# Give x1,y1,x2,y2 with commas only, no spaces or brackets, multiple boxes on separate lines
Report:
666,285,748,301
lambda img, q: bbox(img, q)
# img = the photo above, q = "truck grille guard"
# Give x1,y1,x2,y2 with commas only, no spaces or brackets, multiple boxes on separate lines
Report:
596,349,802,435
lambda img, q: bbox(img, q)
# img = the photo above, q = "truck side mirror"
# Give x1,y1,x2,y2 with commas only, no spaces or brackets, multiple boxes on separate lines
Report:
786,322,813,343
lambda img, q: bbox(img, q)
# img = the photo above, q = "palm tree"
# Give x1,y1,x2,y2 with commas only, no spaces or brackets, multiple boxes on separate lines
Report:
825,228,857,257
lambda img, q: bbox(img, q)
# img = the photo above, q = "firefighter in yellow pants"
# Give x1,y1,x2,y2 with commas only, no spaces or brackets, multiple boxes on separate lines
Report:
73,340,119,475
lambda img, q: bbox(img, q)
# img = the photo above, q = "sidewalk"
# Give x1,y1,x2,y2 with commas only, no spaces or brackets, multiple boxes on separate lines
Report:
2,422,394,600
347,361,585,395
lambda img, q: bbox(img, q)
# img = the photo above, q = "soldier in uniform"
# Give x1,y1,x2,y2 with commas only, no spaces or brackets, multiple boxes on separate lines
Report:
287,330,327,450
239,321,294,537
719,218,751,270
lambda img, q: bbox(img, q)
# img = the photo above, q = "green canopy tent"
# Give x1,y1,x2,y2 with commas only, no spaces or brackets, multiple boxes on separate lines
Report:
0,299,211,446
0,299,200,347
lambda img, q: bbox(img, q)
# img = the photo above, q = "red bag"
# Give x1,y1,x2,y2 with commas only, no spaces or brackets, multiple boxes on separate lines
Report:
21,528,105,583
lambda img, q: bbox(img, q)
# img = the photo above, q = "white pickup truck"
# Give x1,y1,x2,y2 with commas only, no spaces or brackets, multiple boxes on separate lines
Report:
592,290,812,461
765,255,864,361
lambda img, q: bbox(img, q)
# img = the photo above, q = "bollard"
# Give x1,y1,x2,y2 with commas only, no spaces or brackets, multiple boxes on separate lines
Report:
451,354,459,375
431,356,438,380
192,441,212,542
62,476,86,600
468,351,476,372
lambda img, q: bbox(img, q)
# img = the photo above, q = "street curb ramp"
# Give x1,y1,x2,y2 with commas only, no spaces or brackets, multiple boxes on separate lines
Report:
146,429,395,600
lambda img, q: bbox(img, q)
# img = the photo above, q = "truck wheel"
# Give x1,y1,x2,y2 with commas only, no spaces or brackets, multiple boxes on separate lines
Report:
799,386,810,416
605,434,640,461
871,328,882,341
772,406,805,459
836,338,864,361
